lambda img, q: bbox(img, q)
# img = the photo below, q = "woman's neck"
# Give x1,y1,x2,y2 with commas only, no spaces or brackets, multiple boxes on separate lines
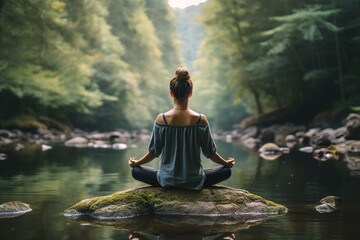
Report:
173,99,189,110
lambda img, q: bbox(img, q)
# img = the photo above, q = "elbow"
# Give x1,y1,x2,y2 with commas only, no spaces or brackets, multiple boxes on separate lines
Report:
206,151,217,159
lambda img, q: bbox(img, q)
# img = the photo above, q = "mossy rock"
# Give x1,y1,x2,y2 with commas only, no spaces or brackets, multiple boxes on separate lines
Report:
64,186,288,220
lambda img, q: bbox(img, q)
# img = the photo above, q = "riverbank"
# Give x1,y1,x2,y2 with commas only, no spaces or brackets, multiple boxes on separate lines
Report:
1,113,359,167
214,113,360,175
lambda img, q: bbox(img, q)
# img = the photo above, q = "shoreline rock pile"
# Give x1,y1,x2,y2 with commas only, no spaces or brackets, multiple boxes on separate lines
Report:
215,113,360,173
0,128,151,151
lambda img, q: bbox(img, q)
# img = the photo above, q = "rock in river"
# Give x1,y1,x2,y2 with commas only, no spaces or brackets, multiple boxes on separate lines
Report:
63,186,288,220
315,196,341,214
63,186,288,236
0,201,32,218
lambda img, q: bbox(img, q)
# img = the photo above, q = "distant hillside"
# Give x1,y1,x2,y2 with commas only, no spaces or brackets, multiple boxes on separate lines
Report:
173,5,204,72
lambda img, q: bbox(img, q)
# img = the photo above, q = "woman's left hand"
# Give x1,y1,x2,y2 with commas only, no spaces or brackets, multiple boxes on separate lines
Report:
226,157,235,168
128,157,139,168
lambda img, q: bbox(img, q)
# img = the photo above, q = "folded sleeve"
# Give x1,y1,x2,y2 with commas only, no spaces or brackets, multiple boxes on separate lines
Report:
200,124,216,158
148,123,164,157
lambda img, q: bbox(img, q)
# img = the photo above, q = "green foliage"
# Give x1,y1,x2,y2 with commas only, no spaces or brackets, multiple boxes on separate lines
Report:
352,107,360,112
0,0,181,130
3,115,48,131
262,5,340,54
195,0,360,126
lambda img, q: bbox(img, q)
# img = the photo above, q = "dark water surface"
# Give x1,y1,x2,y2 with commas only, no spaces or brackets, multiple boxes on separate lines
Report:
1,140,360,239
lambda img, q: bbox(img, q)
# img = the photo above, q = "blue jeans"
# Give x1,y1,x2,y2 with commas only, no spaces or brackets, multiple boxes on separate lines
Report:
131,165,231,189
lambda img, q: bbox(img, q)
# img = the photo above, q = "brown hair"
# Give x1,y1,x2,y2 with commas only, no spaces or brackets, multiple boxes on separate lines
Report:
169,67,193,100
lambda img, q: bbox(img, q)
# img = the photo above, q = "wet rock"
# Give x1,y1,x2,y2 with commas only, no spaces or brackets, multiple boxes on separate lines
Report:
65,137,89,147
258,143,282,160
88,140,111,149
112,143,127,150
339,141,360,174
333,126,347,140
345,113,360,140
299,146,314,153
315,203,335,213
88,133,109,140
242,137,259,150
315,196,341,213
313,145,341,161
15,143,24,151
63,186,288,220
0,129,13,138
337,140,360,154
285,134,298,149
41,144,52,151
311,131,332,148
0,137,12,145
0,201,32,218
305,128,321,138
0,153,7,161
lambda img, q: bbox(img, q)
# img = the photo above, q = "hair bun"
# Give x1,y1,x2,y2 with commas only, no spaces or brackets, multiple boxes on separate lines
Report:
175,67,190,82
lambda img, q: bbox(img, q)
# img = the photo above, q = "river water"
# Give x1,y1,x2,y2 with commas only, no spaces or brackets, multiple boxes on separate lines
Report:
0,140,359,239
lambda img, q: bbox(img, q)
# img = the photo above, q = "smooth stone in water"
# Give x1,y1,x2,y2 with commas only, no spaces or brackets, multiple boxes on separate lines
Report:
315,196,341,213
0,201,32,218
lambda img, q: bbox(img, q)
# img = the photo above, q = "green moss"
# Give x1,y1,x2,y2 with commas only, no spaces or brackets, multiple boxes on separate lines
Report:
245,193,266,203
68,188,163,213
66,186,288,216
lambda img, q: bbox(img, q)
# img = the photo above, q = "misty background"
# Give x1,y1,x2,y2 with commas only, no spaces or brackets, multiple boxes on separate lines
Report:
1,0,359,132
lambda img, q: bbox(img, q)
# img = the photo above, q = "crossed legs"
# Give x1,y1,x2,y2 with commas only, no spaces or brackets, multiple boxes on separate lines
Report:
131,165,231,188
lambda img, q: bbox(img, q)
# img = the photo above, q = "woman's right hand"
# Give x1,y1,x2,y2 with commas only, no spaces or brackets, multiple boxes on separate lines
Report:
128,157,139,168
226,157,235,168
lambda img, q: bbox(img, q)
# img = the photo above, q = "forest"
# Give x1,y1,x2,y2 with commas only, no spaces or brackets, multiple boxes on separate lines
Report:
0,0,360,131
193,0,360,129
0,0,181,131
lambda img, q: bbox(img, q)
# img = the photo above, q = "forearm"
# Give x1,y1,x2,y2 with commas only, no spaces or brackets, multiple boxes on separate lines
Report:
209,152,229,166
135,152,156,166
210,152,234,167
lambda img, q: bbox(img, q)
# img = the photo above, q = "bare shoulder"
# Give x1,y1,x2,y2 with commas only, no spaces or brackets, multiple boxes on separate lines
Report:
199,114,209,124
155,113,165,125
189,109,208,124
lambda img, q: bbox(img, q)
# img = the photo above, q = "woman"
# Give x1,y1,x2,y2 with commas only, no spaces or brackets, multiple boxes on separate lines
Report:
128,68,235,190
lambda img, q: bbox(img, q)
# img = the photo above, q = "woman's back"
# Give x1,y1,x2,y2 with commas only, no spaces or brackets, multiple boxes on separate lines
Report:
156,109,207,126
129,67,234,190
149,109,215,190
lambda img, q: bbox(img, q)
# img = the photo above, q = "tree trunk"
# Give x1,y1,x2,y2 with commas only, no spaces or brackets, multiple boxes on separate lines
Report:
334,17,346,104
249,83,263,115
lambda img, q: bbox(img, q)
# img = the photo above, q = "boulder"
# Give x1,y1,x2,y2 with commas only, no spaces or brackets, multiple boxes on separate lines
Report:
285,134,298,149
65,137,89,147
313,145,341,161
345,113,360,140
241,137,259,150
63,186,287,220
315,196,341,214
0,201,32,218
311,132,332,148
258,143,282,161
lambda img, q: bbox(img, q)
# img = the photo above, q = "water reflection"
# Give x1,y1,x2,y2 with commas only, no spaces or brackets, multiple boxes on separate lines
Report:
69,214,277,240
1,140,360,239
129,232,236,240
